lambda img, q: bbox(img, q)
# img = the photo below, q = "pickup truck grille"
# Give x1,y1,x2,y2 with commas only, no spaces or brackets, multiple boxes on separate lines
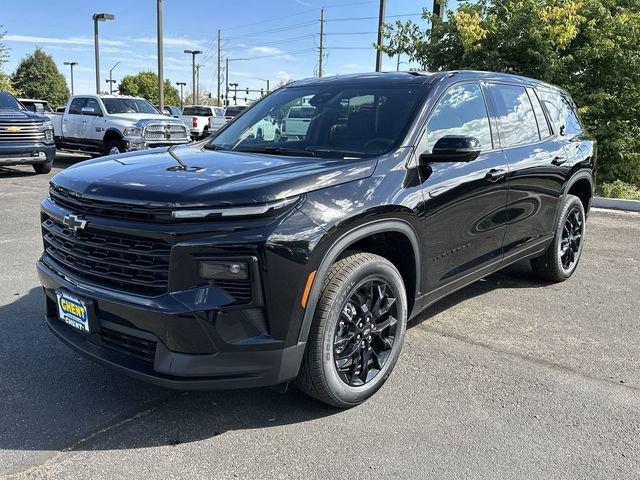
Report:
0,121,45,142
143,123,188,142
41,214,171,296
50,185,173,222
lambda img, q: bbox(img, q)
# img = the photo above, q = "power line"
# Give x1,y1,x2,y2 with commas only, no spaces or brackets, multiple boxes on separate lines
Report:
230,48,316,61
325,13,422,22
223,21,318,41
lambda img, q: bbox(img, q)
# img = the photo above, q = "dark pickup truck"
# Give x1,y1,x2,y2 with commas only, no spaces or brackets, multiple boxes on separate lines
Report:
0,90,56,174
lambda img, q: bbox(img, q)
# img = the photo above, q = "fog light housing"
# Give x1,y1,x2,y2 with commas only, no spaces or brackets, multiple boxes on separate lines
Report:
199,260,249,281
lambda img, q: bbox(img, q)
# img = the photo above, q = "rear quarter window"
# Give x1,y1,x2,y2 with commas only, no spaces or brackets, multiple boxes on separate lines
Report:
537,89,583,136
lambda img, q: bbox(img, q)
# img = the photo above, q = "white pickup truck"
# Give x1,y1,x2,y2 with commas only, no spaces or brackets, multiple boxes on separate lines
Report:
49,95,190,156
181,105,225,139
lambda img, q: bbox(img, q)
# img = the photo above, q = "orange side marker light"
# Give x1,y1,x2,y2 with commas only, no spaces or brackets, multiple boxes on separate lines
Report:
301,270,317,308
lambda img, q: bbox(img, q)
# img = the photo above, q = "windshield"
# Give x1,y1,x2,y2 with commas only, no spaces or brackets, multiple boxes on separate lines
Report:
0,91,25,110
209,84,427,159
182,106,212,116
103,98,159,114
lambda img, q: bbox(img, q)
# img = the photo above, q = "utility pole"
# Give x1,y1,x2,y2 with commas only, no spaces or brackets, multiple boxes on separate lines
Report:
196,64,201,103
432,0,443,18
108,61,120,95
318,8,325,77
225,57,229,107
375,0,386,72
184,49,202,106
92,13,115,94
217,29,222,106
64,61,78,95
396,54,400,71
157,0,165,110
176,81,186,108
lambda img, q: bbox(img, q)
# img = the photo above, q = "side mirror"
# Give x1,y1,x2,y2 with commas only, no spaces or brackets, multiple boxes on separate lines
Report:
81,107,101,117
419,136,482,164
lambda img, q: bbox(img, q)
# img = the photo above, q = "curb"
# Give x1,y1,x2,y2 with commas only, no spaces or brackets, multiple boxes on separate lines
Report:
592,197,640,212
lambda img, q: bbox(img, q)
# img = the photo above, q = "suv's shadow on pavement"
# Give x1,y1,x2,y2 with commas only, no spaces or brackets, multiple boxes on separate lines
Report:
0,261,546,453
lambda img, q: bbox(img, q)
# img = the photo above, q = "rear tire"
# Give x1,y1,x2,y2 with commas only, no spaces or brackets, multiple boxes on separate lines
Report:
33,162,52,174
296,253,407,408
531,194,586,282
105,138,126,156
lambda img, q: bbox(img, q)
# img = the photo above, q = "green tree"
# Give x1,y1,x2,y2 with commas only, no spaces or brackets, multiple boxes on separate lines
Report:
0,27,15,93
11,47,69,106
381,0,640,187
118,71,180,106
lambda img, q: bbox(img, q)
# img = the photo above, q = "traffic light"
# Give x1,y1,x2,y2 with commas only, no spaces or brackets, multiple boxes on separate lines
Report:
433,0,443,18
246,88,249,95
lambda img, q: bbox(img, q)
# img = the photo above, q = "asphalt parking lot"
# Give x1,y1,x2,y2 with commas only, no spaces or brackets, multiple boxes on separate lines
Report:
1,154,639,479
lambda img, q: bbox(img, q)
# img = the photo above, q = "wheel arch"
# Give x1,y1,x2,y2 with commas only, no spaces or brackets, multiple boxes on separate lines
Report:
103,128,124,145
564,169,594,214
296,219,421,344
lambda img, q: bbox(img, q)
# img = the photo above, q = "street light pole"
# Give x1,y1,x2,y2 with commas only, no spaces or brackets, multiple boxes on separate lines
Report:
92,13,115,94
108,61,120,95
157,0,165,110
63,61,78,96
176,82,186,108
184,49,202,106
375,0,386,72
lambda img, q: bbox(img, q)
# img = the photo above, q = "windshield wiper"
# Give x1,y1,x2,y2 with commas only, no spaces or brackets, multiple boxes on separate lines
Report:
237,146,315,157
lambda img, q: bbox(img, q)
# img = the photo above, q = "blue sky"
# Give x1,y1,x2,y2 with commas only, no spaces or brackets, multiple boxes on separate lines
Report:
1,0,450,101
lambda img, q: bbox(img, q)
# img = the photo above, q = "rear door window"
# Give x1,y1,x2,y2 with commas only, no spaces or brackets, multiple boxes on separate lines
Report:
490,84,540,147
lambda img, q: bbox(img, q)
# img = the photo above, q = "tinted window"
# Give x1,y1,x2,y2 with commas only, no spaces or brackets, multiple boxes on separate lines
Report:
491,84,540,146
85,98,102,114
210,85,427,158
0,91,25,110
527,88,551,138
424,83,492,152
537,89,583,137
68,98,87,115
225,106,246,117
182,106,213,116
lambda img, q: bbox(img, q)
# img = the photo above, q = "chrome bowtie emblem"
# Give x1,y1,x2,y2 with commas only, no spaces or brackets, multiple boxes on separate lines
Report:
62,214,88,232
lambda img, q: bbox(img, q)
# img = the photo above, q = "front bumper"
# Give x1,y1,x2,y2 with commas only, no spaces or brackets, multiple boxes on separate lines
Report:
124,138,191,151
37,260,305,390
0,142,55,165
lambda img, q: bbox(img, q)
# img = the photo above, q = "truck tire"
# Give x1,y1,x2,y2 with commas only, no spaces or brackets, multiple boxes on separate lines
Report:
296,253,407,408
33,162,52,174
105,138,127,156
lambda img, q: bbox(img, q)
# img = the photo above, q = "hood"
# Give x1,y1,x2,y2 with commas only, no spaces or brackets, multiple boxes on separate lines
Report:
51,144,377,207
0,109,48,123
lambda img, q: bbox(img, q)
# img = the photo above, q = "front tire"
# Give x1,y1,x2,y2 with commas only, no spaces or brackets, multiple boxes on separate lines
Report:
105,138,126,156
296,253,407,408
531,194,586,282
33,161,52,174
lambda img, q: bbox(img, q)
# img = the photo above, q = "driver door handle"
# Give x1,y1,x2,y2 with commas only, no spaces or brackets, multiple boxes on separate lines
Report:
485,168,507,182
552,156,567,166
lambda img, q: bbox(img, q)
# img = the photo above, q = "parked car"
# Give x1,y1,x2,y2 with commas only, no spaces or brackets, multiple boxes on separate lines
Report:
223,105,246,122
181,105,223,139
37,71,595,407
0,90,55,174
207,107,226,133
48,95,190,156
282,105,315,138
19,98,54,114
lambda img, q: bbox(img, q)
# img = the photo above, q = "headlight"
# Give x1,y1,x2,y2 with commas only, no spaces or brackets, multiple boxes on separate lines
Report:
199,261,249,281
123,126,143,138
171,196,300,220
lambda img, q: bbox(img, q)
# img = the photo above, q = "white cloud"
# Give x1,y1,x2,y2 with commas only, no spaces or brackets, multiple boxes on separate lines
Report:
133,36,206,50
4,34,126,47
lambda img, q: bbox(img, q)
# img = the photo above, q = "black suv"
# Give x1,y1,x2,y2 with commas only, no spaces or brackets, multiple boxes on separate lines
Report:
0,91,55,174
37,71,595,407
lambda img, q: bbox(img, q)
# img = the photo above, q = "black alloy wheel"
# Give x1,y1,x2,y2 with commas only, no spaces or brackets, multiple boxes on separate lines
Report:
333,280,398,387
559,205,584,272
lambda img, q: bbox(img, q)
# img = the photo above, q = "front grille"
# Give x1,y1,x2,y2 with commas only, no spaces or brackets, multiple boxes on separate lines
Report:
41,214,171,296
215,280,253,304
100,327,157,363
143,123,188,142
50,185,172,222
0,121,45,142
